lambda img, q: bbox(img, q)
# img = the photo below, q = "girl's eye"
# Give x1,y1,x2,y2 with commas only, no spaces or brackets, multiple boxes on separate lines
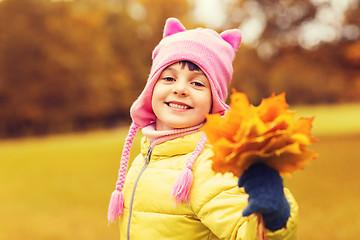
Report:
192,81,205,87
163,77,175,82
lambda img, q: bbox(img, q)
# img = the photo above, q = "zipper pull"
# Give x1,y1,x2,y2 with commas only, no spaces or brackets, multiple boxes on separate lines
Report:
144,147,153,164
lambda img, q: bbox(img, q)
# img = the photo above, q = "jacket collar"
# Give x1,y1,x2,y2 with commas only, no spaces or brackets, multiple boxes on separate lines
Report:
141,131,203,157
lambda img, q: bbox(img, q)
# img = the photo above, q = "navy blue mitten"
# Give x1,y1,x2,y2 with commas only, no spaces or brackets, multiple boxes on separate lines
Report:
238,163,290,231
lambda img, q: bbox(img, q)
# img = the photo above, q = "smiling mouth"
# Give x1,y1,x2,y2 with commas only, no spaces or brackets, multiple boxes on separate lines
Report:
166,102,192,109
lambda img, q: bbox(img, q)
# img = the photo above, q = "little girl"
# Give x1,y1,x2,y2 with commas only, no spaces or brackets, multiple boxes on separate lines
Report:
108,18,298,240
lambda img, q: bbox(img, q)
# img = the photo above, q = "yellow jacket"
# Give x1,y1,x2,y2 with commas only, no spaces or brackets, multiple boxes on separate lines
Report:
119,132,298,239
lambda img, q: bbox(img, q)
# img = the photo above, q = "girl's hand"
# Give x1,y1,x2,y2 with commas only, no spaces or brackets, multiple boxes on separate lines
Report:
238,163,290,231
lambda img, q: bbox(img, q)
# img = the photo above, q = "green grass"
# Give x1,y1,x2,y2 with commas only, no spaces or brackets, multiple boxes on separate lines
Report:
0,103,360,240
285,135,360,239
0,129,142,240
293,102,360,137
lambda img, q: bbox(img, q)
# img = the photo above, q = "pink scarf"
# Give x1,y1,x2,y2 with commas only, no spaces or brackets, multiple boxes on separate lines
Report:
142,123,204,148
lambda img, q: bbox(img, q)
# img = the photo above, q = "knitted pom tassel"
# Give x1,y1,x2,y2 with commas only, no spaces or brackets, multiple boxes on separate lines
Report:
171,166,193,204
108,189,124,224
171,133,207,205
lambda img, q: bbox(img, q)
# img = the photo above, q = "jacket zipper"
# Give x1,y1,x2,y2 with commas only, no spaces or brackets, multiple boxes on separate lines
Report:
127,146,153,240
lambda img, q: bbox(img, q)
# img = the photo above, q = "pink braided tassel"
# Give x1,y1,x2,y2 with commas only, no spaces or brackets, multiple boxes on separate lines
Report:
108,122,139,223
171,133,207,204
171,167,193,204
108,190,124,223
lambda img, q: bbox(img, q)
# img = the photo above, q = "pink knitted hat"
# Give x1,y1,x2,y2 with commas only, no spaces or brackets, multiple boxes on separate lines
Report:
108,18,242,223
130,17,242,127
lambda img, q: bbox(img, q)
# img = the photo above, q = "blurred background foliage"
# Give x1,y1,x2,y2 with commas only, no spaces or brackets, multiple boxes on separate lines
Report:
1,1,360,239
0,0,359,138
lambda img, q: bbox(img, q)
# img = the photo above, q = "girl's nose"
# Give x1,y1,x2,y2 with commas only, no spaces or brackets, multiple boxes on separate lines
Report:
173,81,189,96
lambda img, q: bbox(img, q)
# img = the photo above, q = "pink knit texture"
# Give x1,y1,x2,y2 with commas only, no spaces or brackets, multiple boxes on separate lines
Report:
171,167,193,205
130,18,242,128
171,133,208,204
108,122,139,223
142,123,203,148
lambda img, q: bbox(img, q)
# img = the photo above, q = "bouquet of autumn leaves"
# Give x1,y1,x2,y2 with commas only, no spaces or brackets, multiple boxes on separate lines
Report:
202,90,317,178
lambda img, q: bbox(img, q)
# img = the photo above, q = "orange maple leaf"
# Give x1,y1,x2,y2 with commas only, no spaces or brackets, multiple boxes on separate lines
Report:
202,90,318,177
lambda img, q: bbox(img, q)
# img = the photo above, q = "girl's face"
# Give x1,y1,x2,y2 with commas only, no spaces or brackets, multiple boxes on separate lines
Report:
152,62,212,131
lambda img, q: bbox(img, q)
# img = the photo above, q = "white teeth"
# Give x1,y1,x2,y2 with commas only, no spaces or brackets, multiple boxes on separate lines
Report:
168,103,189,109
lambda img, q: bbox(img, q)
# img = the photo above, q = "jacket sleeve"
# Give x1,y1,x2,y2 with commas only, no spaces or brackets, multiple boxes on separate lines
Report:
190,149,298,240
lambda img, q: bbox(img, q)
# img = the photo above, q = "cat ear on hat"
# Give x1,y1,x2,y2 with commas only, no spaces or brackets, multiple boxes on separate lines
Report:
220,29,242,52
163,17,186,38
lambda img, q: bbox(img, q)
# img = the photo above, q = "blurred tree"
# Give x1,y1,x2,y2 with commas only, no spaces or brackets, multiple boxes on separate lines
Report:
223,0,360,105
224,0,316,57
229,47,269,105
344,0,360,32
136,0,191,38
0,0,193,138
0,0,358,138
